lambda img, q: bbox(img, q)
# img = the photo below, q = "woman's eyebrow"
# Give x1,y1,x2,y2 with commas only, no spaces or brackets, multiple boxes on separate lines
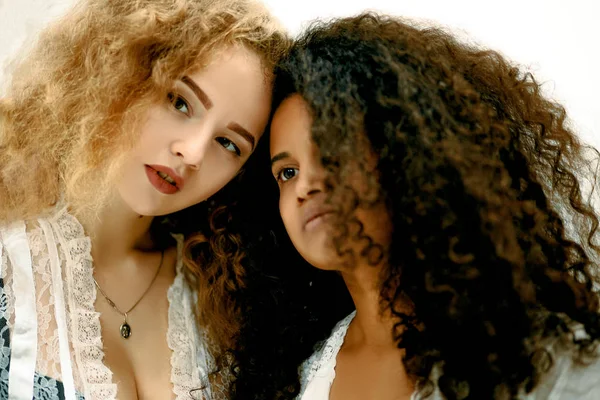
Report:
182,76,213,109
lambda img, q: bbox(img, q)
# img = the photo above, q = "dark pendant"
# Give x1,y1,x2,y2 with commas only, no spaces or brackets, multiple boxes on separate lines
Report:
120,322,132,339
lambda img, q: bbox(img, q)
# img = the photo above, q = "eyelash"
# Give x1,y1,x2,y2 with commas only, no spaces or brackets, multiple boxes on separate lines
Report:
275,167,299,183
168,91,243,157
216,137,241,157
167,92,192,116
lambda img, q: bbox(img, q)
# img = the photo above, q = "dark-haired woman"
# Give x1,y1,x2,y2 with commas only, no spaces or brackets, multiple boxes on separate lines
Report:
232,13,600,400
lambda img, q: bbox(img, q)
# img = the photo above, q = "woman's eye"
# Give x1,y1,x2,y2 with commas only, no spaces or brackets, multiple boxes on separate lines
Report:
278,168,299,182
168,93,190,115
216,137,241,156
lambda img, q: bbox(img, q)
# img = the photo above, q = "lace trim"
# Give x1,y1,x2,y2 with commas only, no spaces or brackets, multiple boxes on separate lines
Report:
300,312,426,400
167,234,205,399
28,224,61,380
50,207,117,400
46,208,205,399
0,238,14,333
302,311,356,389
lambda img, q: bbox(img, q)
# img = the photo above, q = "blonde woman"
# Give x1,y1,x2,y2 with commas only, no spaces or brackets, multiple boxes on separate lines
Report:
0,0,287,398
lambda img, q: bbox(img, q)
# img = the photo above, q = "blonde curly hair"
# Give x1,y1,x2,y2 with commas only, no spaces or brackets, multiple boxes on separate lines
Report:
0,0,287,222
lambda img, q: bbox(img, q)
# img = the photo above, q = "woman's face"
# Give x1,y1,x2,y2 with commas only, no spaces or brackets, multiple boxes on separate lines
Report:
270,94,391,270
117,45,272,216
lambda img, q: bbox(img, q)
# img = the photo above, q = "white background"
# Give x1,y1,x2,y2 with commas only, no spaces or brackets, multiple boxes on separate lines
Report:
1,0,598,148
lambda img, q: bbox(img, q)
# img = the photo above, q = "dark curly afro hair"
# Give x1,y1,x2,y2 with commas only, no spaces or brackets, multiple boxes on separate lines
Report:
228,12,600,400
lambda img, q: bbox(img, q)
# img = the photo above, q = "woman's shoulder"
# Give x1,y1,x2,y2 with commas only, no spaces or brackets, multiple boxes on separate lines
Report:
0,216,44,269
0,205,72,235
0,205,85,275
528,336,600,399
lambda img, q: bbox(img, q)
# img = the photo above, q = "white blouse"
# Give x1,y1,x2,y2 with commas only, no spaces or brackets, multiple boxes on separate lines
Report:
299,312,600,400
0,206,213,400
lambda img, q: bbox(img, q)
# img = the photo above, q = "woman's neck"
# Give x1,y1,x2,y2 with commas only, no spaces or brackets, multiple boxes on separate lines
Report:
77,191,156,267
341,263,408,349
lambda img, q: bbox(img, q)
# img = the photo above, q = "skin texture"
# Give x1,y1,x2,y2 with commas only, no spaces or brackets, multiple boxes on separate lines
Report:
117,46,271,218
270,94,391,271
88,45,271,399
270,94,412,400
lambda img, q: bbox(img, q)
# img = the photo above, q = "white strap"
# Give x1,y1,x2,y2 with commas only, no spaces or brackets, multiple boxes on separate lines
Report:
0,232,3,277
1,221,37,400
39,218,77,400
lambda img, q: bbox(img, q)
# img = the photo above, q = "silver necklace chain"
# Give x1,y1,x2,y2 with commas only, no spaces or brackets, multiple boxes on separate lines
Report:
93,250,165,339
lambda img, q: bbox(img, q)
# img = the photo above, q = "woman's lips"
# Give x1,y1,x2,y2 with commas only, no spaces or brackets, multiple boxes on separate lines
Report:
145,165,184,194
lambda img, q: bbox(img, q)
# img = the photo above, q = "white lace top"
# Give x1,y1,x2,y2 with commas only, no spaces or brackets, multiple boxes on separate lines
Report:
299,312,600,400
0,206,212,400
